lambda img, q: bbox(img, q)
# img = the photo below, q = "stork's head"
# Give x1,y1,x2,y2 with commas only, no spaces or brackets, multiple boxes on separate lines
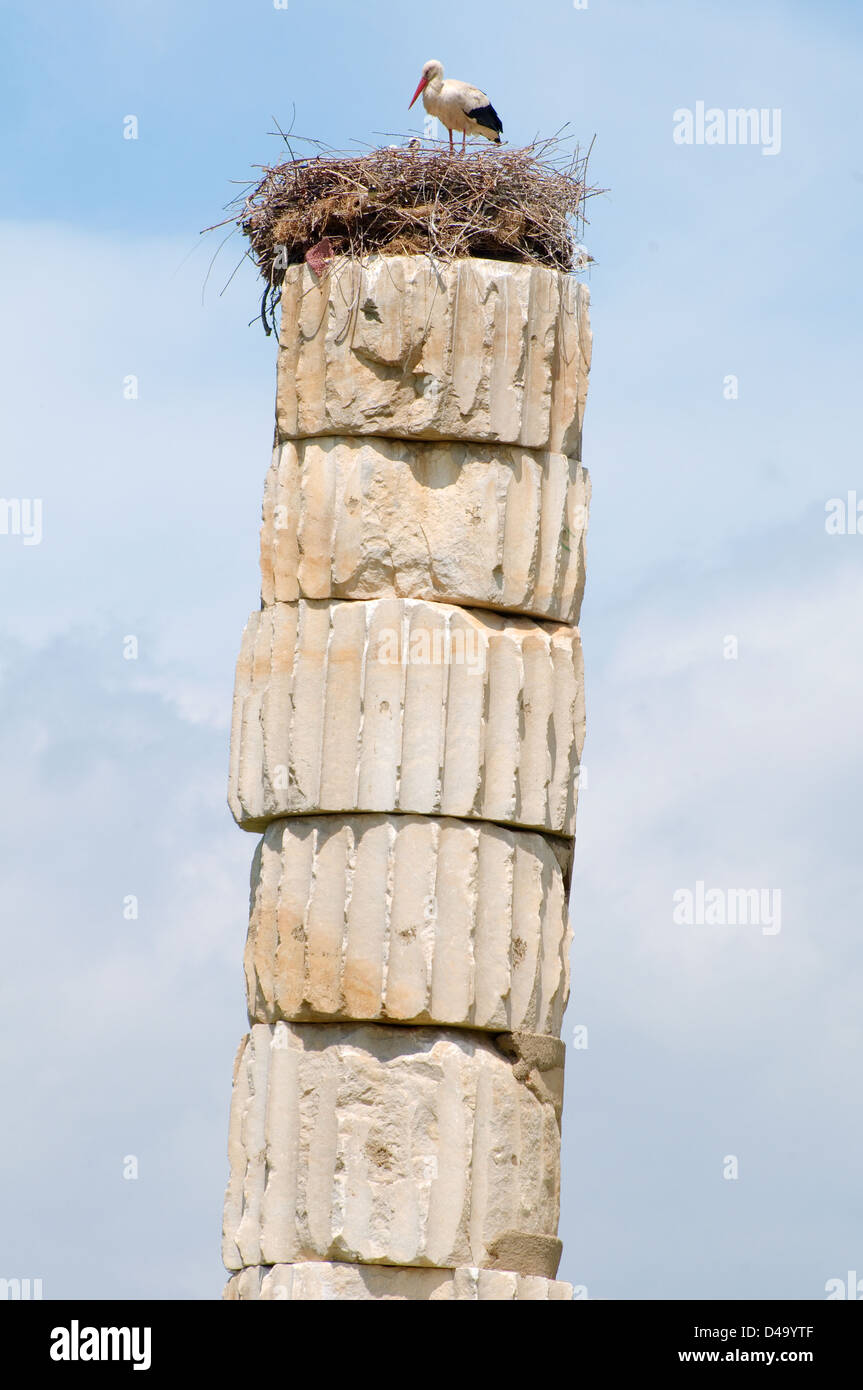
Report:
409,59,444,108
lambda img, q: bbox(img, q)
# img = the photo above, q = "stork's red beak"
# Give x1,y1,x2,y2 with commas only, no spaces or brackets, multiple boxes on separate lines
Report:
408,75,428,109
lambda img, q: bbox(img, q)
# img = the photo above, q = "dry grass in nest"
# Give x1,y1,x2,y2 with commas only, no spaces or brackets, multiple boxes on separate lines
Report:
206,133,599,334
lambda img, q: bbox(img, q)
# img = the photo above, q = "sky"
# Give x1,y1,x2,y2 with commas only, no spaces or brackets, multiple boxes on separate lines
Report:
1,0,862,1300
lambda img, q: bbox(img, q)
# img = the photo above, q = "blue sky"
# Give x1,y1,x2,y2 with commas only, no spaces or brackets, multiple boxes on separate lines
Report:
2,0,862,1299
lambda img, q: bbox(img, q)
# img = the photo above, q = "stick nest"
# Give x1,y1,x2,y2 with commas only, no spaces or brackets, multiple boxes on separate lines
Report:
212,136,598,332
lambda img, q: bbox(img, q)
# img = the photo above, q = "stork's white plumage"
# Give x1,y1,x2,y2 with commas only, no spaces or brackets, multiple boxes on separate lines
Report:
409,59,503,152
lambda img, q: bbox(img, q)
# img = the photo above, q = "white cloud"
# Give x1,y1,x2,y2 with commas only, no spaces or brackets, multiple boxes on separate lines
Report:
561,534,863,1295
0,628,249,1298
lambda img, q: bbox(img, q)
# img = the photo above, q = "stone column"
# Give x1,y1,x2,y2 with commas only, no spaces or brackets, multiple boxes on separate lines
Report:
222,254,591,1301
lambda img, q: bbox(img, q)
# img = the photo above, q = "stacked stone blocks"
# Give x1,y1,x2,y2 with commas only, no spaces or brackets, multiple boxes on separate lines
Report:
223,254,591,1300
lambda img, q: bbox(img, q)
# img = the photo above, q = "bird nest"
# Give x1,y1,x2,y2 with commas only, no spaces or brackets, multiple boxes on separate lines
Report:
208,135,598,334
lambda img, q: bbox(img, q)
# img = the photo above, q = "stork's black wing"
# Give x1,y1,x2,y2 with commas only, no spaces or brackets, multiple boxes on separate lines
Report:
467,101,503,136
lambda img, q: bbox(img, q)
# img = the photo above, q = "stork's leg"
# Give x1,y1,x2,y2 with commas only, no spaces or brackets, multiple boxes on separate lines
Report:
461,130,466,154
448,127,453,152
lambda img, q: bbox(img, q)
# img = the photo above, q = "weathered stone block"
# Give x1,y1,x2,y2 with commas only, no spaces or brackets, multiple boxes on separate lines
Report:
224,1262,573,1301
276,256,591,455
260,436,590,625
245,814,571,1034
222,1023,563,1273
228,599,584,835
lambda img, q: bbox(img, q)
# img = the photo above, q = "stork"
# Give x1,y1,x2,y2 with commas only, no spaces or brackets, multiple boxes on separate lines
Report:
408,59,503,152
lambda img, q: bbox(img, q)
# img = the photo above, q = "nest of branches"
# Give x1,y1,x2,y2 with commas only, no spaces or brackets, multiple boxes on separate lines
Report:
209,134,598,333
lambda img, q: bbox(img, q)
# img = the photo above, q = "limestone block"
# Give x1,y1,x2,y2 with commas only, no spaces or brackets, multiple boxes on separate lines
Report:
245,814,570,1034
228,599,584,835
276,256,591,455
222,1023,563,1273
224,1262,573,1301
260,436,590,625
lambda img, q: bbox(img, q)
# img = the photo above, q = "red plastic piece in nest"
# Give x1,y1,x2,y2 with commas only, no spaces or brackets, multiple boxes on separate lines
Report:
304,237,336,277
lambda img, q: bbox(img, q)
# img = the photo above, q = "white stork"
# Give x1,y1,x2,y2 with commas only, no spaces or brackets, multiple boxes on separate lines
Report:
409,59,503,152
